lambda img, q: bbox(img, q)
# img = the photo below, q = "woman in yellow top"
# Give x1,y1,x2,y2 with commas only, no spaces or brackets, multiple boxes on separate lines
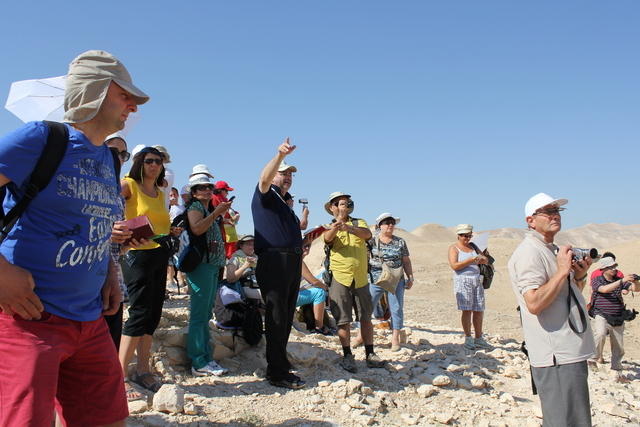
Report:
118,146,171,393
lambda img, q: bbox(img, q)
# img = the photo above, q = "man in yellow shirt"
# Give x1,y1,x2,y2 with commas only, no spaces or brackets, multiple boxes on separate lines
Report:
323,192,385,373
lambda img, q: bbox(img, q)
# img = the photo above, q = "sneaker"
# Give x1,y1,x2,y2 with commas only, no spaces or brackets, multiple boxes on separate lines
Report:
339,354,358,373
268,372,306,390
463,336,476,350
474,337,493,350
192,361,228,377
365,353,386,368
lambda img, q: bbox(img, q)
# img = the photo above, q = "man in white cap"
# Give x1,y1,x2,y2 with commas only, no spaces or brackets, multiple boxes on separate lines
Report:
251,137,305,389
508,193,595,426
0,50,148,426
587,256,639,375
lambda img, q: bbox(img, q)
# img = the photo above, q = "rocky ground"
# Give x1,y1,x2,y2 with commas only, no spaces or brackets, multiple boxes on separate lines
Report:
125,293,640,427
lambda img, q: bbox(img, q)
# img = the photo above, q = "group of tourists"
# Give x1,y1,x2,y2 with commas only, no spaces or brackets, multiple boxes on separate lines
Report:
0,50,637,427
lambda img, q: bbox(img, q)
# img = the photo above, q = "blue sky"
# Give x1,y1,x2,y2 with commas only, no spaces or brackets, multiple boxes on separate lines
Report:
1,1,638,235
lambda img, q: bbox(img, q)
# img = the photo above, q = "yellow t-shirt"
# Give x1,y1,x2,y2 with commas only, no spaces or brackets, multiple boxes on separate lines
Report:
123,176,170,251
328,218,369,288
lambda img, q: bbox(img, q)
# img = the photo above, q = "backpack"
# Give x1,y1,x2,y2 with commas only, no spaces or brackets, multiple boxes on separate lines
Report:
213,282,263,346
0,122,121,244
469,242,495,290
173,202,209,272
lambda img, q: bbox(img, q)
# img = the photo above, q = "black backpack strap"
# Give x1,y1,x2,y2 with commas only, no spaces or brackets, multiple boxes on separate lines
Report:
109,146,122,180
0,121,69,242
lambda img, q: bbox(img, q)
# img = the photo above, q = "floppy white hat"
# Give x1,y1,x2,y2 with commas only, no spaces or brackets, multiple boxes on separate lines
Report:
598,256,617,269
187,174,215,191
189,164,214,179
525,192,568,217
324,191,351,215
375,212,400,226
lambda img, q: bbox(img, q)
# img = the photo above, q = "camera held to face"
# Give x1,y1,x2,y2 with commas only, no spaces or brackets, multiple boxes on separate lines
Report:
571,247,598,262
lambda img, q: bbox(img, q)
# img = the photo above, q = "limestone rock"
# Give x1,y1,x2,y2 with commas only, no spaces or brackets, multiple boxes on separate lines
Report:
333,379,347,388
470,377,487,389
400,413,418,425
164,346,188,365
503,366,521,379
183,402,198,415
318,380,331,387
499,392,515,405
346,379,364,395
128,400,148,414
533,405,543,419
432,375,451,387
416,384,437,398
602,402,628,419
435,411,454,424
152,384,185,413
287,342,322,367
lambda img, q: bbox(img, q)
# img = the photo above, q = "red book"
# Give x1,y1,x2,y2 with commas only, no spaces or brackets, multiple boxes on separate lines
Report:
122,215,155,246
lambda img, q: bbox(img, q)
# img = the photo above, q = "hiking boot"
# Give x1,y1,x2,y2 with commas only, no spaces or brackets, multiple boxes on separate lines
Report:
339,354,358,373
268,373,306,390
192,360,228,377
463,336,476,350
474,337,493,350
366,353,386,368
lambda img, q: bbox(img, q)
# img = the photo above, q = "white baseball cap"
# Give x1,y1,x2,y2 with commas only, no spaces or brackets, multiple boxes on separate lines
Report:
525,193,568,217
375,212,400,226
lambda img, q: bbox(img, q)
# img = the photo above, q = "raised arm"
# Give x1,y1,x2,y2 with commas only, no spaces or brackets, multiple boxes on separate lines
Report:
258,138,296,194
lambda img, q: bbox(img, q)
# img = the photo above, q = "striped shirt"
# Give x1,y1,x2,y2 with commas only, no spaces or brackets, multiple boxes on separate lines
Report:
591,275,631,317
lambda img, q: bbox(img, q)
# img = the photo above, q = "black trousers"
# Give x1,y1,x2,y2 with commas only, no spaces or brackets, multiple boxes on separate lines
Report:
256,250,302,380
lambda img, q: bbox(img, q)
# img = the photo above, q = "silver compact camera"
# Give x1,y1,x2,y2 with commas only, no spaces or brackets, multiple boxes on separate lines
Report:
572,247,598,262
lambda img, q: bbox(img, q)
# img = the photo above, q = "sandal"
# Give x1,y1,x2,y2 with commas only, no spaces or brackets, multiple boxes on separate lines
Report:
311,326,333,336
131,372,162,393
125,381,145,401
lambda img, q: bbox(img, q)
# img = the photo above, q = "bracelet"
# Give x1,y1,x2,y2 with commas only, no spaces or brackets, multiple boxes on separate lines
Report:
575,275,587,282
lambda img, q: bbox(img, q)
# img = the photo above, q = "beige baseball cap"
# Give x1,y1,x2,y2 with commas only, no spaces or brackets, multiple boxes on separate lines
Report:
456,224,473,234
278,161,297,173
64,50,149,123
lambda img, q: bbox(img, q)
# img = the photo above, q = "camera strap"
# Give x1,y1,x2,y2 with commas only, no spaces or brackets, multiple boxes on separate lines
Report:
567,276,588,334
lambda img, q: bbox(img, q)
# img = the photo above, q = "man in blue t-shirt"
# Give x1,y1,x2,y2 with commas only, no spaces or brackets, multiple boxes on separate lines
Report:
251,137,305,390
0,50,149,427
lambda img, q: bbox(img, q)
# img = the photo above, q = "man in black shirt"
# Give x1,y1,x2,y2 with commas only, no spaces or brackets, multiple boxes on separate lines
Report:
251,138,304,389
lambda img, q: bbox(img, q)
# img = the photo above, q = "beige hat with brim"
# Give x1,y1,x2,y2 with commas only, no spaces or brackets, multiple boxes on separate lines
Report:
64,50,149,124
278,161,297,173
456,224,473,234
598,256,617,270
324,191,351,215
152,145,171,163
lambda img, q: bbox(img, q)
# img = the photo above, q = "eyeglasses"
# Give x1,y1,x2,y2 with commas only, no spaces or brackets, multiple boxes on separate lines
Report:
533,207,565,217
193,185,214,191
143,158,163,165
118,150,131,162
459,233,473,238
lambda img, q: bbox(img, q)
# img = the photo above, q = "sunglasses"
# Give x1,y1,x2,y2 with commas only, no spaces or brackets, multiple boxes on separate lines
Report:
194,184,214,191
533,207,565,217
380,219,396,226
143,158,163,165
118,150,131,162
459,233,473,238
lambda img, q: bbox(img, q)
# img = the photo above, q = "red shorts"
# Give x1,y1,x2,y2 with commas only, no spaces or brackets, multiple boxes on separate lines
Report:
0,311,128,427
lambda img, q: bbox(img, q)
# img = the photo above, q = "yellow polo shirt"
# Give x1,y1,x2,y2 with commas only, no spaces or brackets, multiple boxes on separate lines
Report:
328,218,369,288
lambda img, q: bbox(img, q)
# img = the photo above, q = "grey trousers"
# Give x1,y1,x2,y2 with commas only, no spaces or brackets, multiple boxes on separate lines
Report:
531,360,592,427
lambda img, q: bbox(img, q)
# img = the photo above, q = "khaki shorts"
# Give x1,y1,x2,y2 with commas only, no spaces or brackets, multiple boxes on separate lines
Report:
328,278,373,326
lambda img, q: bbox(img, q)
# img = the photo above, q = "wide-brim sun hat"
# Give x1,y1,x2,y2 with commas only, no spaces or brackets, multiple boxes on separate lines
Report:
190,164,214,179
598,256,617,270
152,145,171,163
376,212,400,226
187,174,215,191
278,161,297,173
525,192,568,217
456,224,473,235
64,50,149,124
324,191,351,215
